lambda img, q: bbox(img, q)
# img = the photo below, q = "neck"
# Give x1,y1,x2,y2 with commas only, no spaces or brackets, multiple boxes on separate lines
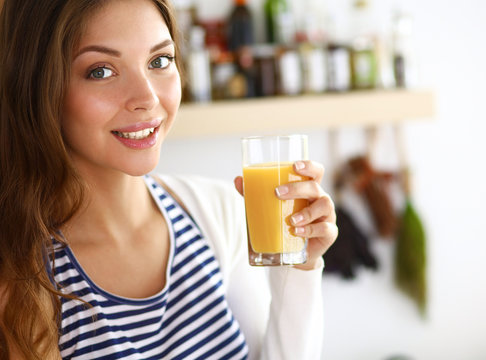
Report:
63,169,155,247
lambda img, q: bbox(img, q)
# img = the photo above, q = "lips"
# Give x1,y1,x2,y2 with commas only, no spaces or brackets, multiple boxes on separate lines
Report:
111,118,163,149
112,118,162,134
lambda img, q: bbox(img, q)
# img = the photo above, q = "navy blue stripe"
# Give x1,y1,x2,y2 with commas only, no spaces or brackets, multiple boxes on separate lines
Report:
195,327,243,360
171,213,184,224
69,333,134,358
61,300,96,323
174,224,193,237
62,299,167,334
170,312,233,360
220,339,248,360
69,286,92,299
57,274,85,289
168,265,219,304
54,249,68,260
165,279,223,326
175,233,202,255
137,295,225,354
172,245,210,274
60,314,163,350
92,346,138,360
159,308,229,359
54,261,75,275
165,203,176,212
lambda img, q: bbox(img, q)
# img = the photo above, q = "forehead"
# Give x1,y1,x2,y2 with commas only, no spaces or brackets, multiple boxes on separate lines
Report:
78,0,171,50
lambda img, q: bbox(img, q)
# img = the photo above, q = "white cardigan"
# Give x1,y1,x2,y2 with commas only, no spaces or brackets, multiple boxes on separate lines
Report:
158,174,324,360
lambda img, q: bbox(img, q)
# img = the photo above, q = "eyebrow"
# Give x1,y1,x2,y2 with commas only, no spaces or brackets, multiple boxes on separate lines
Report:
75,39,175,59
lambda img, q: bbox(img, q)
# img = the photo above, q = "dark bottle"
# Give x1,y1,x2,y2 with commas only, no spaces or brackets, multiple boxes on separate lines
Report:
392,10,414,88
227,0,254,52
234,46,257,98
253,44,277,97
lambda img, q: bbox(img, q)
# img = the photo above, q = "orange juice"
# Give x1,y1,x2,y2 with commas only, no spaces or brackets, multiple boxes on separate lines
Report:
243,162,309,254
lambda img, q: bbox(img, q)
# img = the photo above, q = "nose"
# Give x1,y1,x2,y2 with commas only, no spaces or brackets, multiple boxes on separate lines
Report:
125,72,159,112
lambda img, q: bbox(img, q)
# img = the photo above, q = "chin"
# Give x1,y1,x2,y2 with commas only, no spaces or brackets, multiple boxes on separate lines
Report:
125,163,159,177
118,156,160,177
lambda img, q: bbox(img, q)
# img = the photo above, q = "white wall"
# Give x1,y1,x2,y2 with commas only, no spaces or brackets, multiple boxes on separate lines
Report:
159,0,486,359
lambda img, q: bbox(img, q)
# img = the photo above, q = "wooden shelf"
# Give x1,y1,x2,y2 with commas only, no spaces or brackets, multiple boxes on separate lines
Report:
168,89,435,139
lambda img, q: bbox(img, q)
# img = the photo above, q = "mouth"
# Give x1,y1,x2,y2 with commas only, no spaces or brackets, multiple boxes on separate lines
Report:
112,127,156,140
111,118,163,141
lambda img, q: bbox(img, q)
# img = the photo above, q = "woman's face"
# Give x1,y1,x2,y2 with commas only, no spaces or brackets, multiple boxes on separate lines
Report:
62,0,181,177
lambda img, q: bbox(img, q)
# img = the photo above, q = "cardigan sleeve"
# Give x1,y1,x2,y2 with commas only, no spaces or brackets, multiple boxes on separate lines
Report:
157,174,324,360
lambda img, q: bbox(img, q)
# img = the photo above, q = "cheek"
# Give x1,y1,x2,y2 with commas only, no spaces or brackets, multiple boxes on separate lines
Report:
160,72,182,115
62,84,119,135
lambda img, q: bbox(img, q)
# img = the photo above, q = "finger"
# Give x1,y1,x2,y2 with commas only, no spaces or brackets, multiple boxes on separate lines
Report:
294,220,337,239
234,176,244,196
276,180,325,202
306,223,339,257
290,195,336,226
293,160,325,183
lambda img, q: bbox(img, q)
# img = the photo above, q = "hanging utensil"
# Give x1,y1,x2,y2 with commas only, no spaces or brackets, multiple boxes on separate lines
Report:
322,129,378,279
393,125,427,316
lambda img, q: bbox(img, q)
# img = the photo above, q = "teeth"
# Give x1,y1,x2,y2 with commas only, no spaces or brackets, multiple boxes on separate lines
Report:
115,128,155,140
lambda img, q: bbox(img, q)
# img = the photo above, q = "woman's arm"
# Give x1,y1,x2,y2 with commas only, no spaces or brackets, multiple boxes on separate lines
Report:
159,173,332,359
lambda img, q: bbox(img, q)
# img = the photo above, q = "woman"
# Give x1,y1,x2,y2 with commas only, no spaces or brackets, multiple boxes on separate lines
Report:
0,0,338,359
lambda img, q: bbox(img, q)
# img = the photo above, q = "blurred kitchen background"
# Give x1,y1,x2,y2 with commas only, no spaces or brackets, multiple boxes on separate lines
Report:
155,0,486,359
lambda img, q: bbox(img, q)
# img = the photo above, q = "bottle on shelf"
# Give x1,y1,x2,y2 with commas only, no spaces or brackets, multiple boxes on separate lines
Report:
277,47,303,96
227,0,254,52
348,0,378,90
299,42,327,94
264,0,296,45
253,44,278,97
232,46,257,98
391,9,415,88
326,15,351,92
211,51,236,100
295,0,329,94
295,0,329,45
326,43,351,92
187,26,212,102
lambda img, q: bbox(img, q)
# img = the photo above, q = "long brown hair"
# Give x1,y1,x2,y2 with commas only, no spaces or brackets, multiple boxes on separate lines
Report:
0,0,182,358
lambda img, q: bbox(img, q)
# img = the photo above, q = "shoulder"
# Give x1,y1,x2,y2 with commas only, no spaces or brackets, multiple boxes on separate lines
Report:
153,173,247,276
155,174,244,223
157,173,237,199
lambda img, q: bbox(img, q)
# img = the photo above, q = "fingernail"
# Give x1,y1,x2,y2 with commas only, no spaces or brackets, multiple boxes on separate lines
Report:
291,213,304,225
295,161,305,170
294,226,305,235
275,185,289,197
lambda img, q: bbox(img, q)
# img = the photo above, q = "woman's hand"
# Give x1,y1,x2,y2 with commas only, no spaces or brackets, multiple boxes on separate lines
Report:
234,160,338,271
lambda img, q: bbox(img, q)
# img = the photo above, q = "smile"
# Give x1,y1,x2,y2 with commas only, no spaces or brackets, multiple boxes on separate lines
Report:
113,128,155,140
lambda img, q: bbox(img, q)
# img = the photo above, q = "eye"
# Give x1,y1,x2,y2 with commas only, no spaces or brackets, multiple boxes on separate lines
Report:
88,67,114,79
149,55,174,69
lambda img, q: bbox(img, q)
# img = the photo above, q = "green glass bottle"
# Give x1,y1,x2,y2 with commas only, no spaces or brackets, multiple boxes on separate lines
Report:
264,0,295,44
349,0,378,89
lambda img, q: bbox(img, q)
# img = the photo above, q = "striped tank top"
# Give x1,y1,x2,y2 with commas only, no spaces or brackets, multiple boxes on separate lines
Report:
52,175,248,359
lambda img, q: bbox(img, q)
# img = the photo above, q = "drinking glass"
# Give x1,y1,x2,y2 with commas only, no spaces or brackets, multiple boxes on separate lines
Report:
242,135,309,266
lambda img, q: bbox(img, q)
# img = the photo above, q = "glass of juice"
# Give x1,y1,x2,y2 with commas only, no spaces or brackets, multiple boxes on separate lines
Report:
242,135,309,266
